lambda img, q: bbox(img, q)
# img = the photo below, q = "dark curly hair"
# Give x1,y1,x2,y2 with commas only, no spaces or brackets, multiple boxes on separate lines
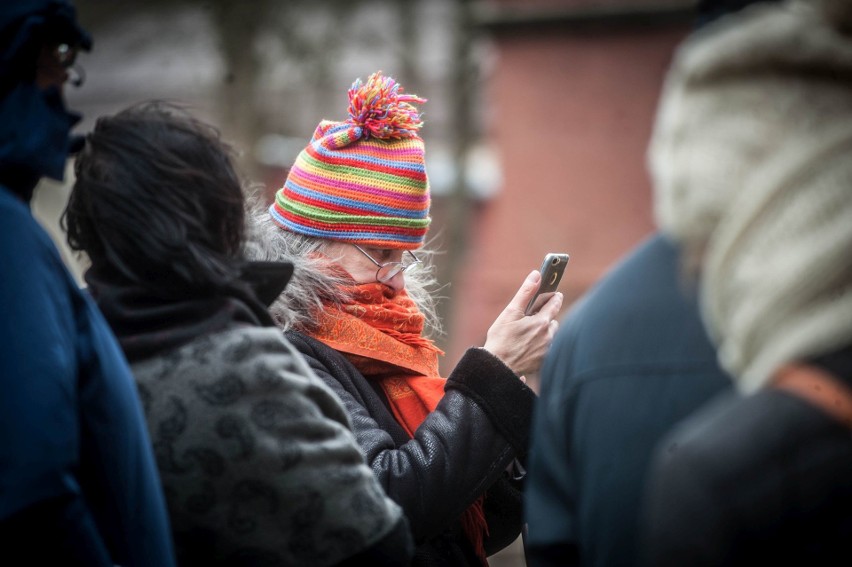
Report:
63,101,246,295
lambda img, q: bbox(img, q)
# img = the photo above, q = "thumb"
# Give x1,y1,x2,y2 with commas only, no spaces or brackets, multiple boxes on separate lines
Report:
504,270,541,316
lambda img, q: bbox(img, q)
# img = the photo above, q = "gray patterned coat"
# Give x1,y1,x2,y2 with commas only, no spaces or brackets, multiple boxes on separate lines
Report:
131,324,408,566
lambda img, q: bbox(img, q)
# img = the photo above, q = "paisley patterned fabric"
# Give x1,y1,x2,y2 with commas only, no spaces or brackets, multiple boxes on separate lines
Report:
130,324,405,566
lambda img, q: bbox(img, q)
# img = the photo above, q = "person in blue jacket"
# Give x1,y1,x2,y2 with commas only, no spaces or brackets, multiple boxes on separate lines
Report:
524,234,732,567
0,2,177,565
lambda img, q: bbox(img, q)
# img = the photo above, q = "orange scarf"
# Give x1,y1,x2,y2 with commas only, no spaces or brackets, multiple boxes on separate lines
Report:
310,282,489,565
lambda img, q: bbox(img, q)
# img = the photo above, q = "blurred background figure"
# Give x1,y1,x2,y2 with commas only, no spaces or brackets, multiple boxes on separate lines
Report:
63,101,414,566
523,234,731,567
0,2,176,565
249,71,562,566
522,1,779,566
642,0,852,564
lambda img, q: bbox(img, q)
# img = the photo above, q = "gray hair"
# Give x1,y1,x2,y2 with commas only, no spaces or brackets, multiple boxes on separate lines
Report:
245,206,444,339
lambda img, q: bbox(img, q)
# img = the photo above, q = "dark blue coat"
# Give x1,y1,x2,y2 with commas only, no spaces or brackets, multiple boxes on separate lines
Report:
1,2,175,563
0,186,176,566
524,233,731,567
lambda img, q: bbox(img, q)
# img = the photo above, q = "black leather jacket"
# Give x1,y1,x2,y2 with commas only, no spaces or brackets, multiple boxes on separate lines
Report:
287,331,536,566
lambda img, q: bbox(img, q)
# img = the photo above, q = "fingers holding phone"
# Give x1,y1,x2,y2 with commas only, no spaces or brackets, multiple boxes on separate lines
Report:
483,253,568,377
525,253,569,315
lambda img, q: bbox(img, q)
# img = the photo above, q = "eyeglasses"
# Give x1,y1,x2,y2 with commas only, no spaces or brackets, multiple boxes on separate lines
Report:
39,43,85,87
352,244,421,284
57,43,85,87
54,43,77,67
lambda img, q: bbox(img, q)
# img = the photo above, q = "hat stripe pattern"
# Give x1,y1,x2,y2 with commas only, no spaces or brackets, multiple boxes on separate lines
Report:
269,204,427,244
290,175,429,214
273,190,428,229
269,72,431,250
285,180,427,219
293,164,428,202
310,134,427,173
300,148,427,193
275,201,430,234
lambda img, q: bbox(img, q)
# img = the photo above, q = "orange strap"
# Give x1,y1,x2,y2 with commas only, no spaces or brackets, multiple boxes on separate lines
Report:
773,363,852,429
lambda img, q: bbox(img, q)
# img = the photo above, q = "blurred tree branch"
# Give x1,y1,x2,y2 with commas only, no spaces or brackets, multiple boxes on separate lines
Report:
436,0,476,346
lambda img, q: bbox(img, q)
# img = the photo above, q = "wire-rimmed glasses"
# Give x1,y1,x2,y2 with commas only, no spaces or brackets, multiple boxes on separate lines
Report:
352,244,421,284
39,42,85,87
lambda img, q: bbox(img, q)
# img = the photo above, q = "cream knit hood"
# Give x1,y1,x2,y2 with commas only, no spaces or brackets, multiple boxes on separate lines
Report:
649,0,852,393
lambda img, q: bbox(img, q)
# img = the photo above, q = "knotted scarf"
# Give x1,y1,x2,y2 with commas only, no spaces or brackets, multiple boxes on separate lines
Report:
309,282,490,565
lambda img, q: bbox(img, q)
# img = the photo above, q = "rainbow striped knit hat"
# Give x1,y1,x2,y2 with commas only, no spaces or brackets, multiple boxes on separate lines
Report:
269,71,431,250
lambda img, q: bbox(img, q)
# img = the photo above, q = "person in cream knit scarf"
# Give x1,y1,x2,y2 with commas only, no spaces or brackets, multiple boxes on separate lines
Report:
641,1,852,564
650,0,852,393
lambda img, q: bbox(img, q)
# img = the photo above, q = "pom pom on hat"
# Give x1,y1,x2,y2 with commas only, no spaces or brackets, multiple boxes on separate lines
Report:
347,72,426,140
269,71,431,250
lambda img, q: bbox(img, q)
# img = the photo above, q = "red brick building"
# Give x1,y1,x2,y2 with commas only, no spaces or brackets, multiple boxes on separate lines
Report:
439,0,692,380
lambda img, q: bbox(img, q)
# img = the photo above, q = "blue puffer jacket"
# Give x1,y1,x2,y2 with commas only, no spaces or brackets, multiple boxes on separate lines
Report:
0,2,176,565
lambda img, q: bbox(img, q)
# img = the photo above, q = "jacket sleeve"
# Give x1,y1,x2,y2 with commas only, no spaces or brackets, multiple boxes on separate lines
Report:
292,334,536,543
0,203,114,566
136,328,412,566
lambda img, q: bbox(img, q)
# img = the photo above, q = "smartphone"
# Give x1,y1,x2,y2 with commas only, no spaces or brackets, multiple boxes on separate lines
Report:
525,253,569,315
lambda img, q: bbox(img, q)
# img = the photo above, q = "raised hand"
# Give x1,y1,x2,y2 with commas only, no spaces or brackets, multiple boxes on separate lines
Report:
483,270,563,377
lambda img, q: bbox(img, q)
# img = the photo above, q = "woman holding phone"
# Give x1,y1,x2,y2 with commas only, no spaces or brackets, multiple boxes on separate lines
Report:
248,71,562,566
